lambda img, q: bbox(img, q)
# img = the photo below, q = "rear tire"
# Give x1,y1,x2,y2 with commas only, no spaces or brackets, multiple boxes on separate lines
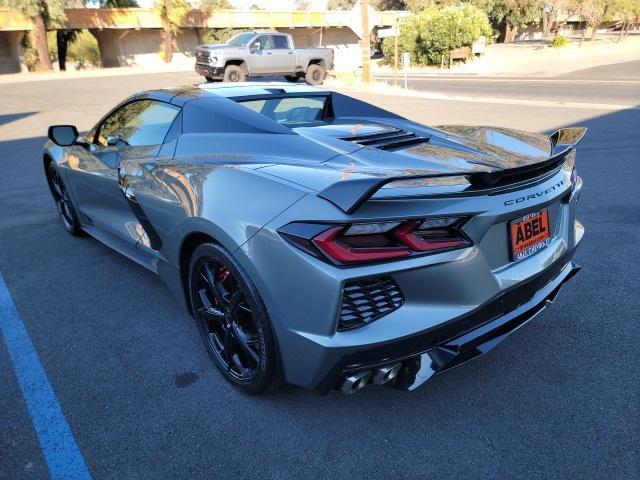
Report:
188,243,278,394
46,162,83,236
284,75,299,83
305,64,326,85
223,65,246,83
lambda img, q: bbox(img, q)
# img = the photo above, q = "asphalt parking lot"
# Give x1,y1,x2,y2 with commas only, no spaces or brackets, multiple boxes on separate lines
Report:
1,64,639,479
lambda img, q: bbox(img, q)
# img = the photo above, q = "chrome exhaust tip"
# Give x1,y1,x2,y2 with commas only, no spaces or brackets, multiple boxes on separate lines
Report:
372,363,402,385
340,370,372,394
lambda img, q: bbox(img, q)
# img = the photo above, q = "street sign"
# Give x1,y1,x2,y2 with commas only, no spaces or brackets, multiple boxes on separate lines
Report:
402,52,410,89
402,52,410,69
378,27,398,38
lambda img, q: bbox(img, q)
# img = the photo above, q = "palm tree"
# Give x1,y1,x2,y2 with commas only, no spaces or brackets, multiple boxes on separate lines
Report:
154,0,190,63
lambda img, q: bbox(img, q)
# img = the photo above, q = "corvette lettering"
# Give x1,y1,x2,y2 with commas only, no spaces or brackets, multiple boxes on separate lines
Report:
504,179,566,206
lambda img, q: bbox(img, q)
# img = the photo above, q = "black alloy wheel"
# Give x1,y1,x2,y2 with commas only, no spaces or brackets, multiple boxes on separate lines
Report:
189,243,277,393
47,163,83,235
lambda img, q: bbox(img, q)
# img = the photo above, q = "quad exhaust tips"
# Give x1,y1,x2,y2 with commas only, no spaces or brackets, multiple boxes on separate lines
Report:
340,363,403,394
372,363,402,385
340,370,372,395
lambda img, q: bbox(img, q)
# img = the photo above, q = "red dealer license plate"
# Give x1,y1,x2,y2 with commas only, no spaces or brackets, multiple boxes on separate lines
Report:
509,209,551,262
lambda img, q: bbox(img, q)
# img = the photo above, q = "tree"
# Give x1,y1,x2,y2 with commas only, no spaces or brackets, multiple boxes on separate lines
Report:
574,0,608,39
98,0,140,6
154,0,189,63
609,0,640,39
374,0,408,9
327,0,356,9
0,0,66,71
490,0,543,43
198,0,231,8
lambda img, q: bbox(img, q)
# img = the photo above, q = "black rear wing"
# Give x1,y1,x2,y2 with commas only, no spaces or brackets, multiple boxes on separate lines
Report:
317,127,586,214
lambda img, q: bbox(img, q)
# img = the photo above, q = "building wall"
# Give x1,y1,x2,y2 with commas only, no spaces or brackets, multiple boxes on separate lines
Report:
0,30,25,74
90,28,198,68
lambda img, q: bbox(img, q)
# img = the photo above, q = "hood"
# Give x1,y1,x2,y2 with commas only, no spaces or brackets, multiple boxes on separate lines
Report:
197,44,246,54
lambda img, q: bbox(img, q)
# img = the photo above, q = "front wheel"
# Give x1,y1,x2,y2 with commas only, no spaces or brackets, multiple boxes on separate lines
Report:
46,162,83,236
305,64,326,85
188,243,278,394
223,65,246,83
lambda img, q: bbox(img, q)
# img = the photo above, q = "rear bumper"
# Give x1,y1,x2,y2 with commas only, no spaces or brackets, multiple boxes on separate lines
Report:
195,64,224,78
316,249,581,393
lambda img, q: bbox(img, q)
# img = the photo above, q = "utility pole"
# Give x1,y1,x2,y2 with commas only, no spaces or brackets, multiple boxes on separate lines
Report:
393,18,398,87
360,0,371,83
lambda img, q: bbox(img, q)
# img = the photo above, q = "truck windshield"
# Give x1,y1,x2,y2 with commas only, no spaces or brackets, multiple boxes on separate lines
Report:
227,33,256,47
238,96,329,127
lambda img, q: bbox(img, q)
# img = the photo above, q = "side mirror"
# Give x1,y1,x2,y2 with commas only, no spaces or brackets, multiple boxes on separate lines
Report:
106,134,120,147
48,125,78,147
250,42,259,54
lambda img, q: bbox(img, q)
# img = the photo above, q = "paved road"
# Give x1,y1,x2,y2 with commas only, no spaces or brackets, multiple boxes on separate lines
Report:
375,60,640,105
0,67,638,480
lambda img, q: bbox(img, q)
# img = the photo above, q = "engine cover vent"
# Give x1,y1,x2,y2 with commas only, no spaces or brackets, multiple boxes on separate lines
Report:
341,128,428,151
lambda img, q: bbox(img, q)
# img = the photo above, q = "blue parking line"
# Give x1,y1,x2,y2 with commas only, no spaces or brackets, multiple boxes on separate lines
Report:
0,273,92,480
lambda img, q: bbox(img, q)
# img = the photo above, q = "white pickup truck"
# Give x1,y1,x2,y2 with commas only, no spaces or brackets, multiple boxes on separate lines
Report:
195,31,334,85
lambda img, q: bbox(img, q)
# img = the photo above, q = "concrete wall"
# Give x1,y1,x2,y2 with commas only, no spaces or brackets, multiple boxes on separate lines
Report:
0,30,25,74
90,28,198,68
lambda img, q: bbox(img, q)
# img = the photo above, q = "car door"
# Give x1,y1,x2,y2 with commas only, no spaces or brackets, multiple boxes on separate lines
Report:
247,35,274,75
66,99,180,248
268,35,295,74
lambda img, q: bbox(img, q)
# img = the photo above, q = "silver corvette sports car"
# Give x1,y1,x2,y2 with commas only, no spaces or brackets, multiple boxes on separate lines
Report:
45,82,585,394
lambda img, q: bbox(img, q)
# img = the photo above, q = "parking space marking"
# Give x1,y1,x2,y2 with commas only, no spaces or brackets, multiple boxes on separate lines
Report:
0,273,92,480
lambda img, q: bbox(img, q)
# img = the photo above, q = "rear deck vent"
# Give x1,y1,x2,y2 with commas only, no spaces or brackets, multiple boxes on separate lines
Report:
341,128,428,151
338,276,404,331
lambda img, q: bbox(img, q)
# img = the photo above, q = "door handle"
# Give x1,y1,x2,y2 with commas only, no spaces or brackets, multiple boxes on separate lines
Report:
267,52,272,55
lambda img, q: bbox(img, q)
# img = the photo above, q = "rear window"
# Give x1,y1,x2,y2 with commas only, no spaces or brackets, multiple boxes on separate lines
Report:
238,96,328,126
272,35,289,49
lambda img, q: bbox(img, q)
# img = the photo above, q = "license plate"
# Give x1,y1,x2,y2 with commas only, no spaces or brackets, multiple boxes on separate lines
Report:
509,209,551,261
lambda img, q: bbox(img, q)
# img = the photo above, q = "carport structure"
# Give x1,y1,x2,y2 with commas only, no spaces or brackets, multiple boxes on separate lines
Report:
0,7,401,73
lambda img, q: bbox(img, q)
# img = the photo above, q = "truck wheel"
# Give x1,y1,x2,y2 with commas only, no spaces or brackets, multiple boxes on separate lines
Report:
223,65,246,83
305,64,325,85
284,75,299,83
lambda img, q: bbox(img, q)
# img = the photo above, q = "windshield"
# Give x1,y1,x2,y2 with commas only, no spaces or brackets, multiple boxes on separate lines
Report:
227,33,256,47
238,96,329,127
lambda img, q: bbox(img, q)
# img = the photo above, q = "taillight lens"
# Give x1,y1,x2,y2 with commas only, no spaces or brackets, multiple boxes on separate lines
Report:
279,217,471,265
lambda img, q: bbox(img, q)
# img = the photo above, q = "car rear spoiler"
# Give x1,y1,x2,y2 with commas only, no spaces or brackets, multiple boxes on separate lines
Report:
317,127,587,214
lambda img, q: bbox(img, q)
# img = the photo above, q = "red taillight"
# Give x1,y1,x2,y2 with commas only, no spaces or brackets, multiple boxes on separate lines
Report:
280,217,471,265
314,226,411,263
394,220,470,252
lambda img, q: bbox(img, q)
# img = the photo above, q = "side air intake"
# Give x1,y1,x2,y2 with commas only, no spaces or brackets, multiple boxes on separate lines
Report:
341,128,428,151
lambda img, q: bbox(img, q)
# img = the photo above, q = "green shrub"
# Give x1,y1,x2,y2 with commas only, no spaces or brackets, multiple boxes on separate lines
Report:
382,4,492,66
551,34,570,48
67,31,101,68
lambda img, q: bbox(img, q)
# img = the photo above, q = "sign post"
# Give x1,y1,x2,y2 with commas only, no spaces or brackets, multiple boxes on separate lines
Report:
402,52,410,89
378,26,399,87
